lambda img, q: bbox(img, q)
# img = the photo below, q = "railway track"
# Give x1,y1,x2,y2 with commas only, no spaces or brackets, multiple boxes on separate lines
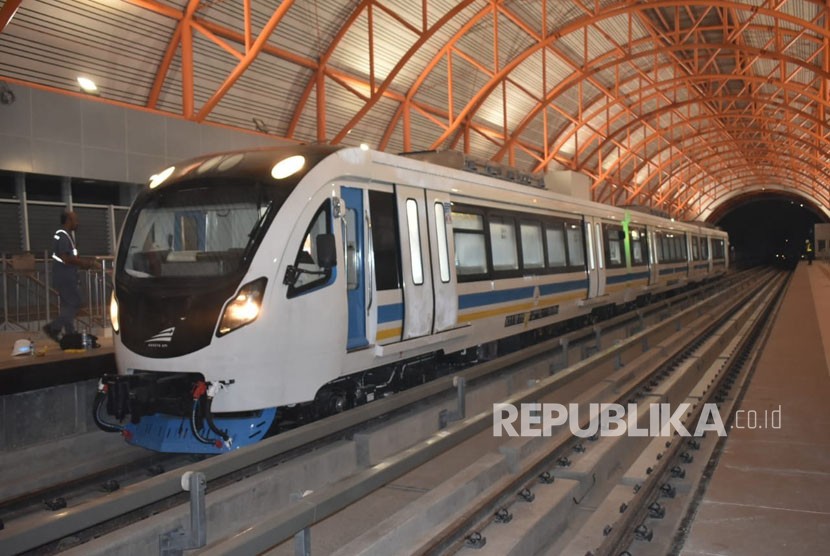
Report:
0,269,770,555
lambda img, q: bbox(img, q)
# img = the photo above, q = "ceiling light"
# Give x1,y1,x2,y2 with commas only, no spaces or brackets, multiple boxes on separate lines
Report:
359,143,369,151
77,76,98,94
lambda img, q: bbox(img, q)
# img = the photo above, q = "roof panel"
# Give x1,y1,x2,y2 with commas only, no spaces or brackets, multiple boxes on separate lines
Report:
265,0,352,61
0,0,173,102
0,0,828,216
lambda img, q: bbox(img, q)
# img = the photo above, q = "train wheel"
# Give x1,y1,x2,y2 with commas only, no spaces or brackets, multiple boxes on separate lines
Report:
315,383,354,417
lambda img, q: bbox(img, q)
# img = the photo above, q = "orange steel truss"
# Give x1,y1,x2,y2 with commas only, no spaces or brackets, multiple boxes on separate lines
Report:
0,0,23,34
6,0,830,219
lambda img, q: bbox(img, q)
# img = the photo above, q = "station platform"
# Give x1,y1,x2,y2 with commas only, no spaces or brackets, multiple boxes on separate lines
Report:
0,330,114,395
682,262,830,555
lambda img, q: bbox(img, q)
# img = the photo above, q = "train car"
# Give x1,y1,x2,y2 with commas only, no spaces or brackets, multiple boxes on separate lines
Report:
94,146,728,453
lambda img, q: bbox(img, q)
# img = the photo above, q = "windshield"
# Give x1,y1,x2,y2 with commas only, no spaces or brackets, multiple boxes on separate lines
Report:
120,182,277,279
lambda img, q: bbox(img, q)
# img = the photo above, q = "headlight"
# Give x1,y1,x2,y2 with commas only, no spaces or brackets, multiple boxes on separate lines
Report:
218,278,267,336
110,292,120,334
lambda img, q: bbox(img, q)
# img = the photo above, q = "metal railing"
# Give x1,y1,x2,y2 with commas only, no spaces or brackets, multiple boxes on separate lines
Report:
0,252,114,334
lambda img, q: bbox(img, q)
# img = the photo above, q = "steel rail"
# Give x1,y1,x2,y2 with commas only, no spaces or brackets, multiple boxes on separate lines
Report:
196,271,770,554
0,270,754,554
420,271,780,555
595,273,787,556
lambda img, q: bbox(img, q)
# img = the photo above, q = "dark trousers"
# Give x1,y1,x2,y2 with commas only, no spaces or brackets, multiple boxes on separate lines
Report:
49,276,82,335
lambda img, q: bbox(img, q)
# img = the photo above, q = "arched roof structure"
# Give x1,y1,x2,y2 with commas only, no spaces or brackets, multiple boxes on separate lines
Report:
2,0,830,220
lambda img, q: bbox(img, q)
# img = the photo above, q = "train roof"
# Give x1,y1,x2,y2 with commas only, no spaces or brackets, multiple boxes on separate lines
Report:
146,145,344,190
142,145,726,238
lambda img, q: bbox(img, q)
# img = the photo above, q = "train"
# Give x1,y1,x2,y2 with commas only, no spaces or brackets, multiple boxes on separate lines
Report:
93,145,729,453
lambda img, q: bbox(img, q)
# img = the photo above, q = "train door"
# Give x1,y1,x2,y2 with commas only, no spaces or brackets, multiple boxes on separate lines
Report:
396,185,434,340
342,187,369,350
425,191,457,332
584,216,606,298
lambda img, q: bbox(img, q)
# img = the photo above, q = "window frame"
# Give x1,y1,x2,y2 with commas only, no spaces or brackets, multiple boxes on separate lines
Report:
487,211,521,278
368,189,402,291
602,223,626,269
451,205,490,281
287,200,334,298
518,218,546,274
434,201,451,283
629,226,648,266
405,198,424,285
543,219,569,271
712,238,726,260
451,203,587,282
655,230,689,264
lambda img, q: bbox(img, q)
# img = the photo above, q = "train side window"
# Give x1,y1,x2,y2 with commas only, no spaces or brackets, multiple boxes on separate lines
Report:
566,223,585,267
452,211,487,279
691,237,700,260
345,208,359,290
546,222,567,268
405,199,424,285
287,202,332,298
604,224,624,267
489,215,518,272
520,220,545,271
712,239,725,259
631,229,645,265
701,237,709,260
680,234,688,260
434,202,451,283
656,234,666,262
368,190,401,290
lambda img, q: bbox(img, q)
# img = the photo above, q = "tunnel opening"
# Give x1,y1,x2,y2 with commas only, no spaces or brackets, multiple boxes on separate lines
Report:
708,194,826,270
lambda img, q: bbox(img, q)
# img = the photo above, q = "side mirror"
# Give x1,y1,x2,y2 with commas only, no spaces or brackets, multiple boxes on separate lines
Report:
316,233,337,269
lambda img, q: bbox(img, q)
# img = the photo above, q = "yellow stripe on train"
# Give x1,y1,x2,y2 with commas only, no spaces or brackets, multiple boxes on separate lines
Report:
377,290,592,341
459,291,585,323
605,278,649,293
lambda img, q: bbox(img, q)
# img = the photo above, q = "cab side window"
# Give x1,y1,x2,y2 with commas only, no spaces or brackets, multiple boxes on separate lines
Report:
288,202,332,298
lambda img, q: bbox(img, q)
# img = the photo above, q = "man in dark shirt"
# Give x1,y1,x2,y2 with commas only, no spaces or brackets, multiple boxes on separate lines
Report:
43,211,97,341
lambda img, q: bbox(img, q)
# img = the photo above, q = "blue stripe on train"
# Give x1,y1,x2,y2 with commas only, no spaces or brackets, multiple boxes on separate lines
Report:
606,271,650,285
658,267,687,276
378,303,403,324
377,279,588,322
459,280,587,310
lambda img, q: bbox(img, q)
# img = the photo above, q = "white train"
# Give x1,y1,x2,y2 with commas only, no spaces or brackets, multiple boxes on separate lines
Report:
94,146,728,453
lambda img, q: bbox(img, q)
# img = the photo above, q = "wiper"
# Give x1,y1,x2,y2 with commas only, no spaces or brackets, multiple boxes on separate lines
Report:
242,201,272,261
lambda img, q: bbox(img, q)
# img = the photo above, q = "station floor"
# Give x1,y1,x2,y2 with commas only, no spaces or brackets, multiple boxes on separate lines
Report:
681,262,830,555
0,328,112,372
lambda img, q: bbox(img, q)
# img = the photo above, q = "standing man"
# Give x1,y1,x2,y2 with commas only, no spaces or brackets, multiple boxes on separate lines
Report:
43,210,97,341
806,239,815,266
